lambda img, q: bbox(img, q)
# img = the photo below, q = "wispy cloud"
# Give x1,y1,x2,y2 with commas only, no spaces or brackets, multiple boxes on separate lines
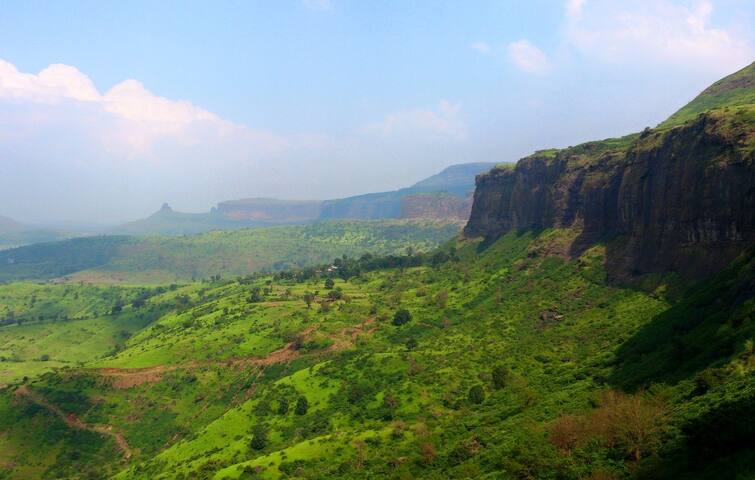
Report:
362,101,467,141
474,1,752,77
506,39,551,74
471,41,492,55
564,0,753,73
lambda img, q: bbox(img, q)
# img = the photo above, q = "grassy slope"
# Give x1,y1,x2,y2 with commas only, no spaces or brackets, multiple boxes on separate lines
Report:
0,220,459,284
0,229,751,479
0,284,191,384
661,61,755,127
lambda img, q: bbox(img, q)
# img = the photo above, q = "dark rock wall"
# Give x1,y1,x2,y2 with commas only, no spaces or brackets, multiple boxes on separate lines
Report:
464,114,755,281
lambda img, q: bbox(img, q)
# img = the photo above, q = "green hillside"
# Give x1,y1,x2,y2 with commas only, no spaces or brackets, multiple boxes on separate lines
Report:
0,214,69,251
0,220,459,284
0,60,752,480
0,229,752,479
661,61,755,127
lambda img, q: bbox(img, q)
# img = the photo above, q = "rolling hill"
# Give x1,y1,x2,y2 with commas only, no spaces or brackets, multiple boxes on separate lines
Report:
0,214,69,251
0,220,460,284
111,162,498,236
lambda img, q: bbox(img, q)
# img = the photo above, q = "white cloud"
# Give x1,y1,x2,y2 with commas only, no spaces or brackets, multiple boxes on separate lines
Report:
565,0,586,23
362,101,467,141
564,0,754,72
0,60,100,102
0,58,470,222
0,59,293,157
506,39,551,74
302,0,331,11
471,41,492,55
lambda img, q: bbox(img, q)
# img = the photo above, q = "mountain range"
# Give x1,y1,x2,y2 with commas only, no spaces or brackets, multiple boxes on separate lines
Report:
110,162,497,236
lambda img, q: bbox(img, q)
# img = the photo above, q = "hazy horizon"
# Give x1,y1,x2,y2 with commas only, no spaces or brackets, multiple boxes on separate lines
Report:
2,0,753,224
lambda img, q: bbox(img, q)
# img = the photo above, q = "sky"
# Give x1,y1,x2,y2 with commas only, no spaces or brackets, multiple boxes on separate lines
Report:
0,0,753,225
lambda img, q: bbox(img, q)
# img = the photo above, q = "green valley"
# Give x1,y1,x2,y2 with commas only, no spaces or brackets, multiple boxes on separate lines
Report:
0,49,753,480
0,220,459,284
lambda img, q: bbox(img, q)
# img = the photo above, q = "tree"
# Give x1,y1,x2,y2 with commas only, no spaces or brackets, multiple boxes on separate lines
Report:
468,385,485,404
324,278,335,290
328,288,343,301
420,442,437,465
249,424,267,450
277,397,289,415
295,395,309,415
111,301,124,314
303,292,315,309
406,337,418,350
392,309,412,326
249,287,263,303
492,365,509,390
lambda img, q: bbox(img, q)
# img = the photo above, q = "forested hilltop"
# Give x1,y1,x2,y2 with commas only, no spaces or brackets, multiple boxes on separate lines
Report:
0,220,459,284
0,63,752,480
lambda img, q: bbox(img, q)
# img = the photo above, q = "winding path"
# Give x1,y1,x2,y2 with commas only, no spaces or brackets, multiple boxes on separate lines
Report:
15,385,133,459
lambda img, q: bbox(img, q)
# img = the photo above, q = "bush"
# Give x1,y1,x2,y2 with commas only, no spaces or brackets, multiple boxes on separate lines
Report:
295,396,309,415
277,397,289,415
324,278,335,290
548,390,668,461
468,385,485,404
492,365,509,389
249,425,267,451
392,309,412,326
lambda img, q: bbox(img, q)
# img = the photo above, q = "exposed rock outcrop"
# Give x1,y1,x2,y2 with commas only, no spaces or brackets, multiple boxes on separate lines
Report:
465,109,755,282
400,192,473,221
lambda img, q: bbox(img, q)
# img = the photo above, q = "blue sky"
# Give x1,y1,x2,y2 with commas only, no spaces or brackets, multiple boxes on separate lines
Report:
1,0,753,223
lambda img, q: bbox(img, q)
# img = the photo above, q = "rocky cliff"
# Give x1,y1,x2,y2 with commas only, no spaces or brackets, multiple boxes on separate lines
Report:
400,192,472,221
216,198,322,222
465,68,755,282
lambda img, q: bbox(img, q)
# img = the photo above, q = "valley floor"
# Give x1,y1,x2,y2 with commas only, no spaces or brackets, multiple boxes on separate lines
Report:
0,230,753,479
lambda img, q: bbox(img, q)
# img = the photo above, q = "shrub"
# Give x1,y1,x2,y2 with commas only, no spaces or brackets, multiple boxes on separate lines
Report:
277,397,289,415
295,396,309,415
468,385,485,404
324,278,335,290
249,425,267,451
392,309,412,326
491,365,509,389
547,390,668,461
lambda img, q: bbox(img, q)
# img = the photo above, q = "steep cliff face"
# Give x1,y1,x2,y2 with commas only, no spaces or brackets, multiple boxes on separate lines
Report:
465,106,754,282
399,192,473,221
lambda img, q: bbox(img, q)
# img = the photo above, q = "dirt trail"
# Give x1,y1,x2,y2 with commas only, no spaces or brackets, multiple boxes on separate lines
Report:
95,341,303,388
15,385,133,460
94,320,374,388
329,317,376,351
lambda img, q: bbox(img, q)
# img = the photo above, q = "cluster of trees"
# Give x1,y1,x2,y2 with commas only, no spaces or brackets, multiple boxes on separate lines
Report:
548,390,668,461
273,247,459,284
249,395,310,452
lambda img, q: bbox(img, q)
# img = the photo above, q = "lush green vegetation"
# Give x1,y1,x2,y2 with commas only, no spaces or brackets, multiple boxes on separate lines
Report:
661,62,755,127
0,283,186,384
0,227,751,479
0,220,459,284
0,62,752,480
